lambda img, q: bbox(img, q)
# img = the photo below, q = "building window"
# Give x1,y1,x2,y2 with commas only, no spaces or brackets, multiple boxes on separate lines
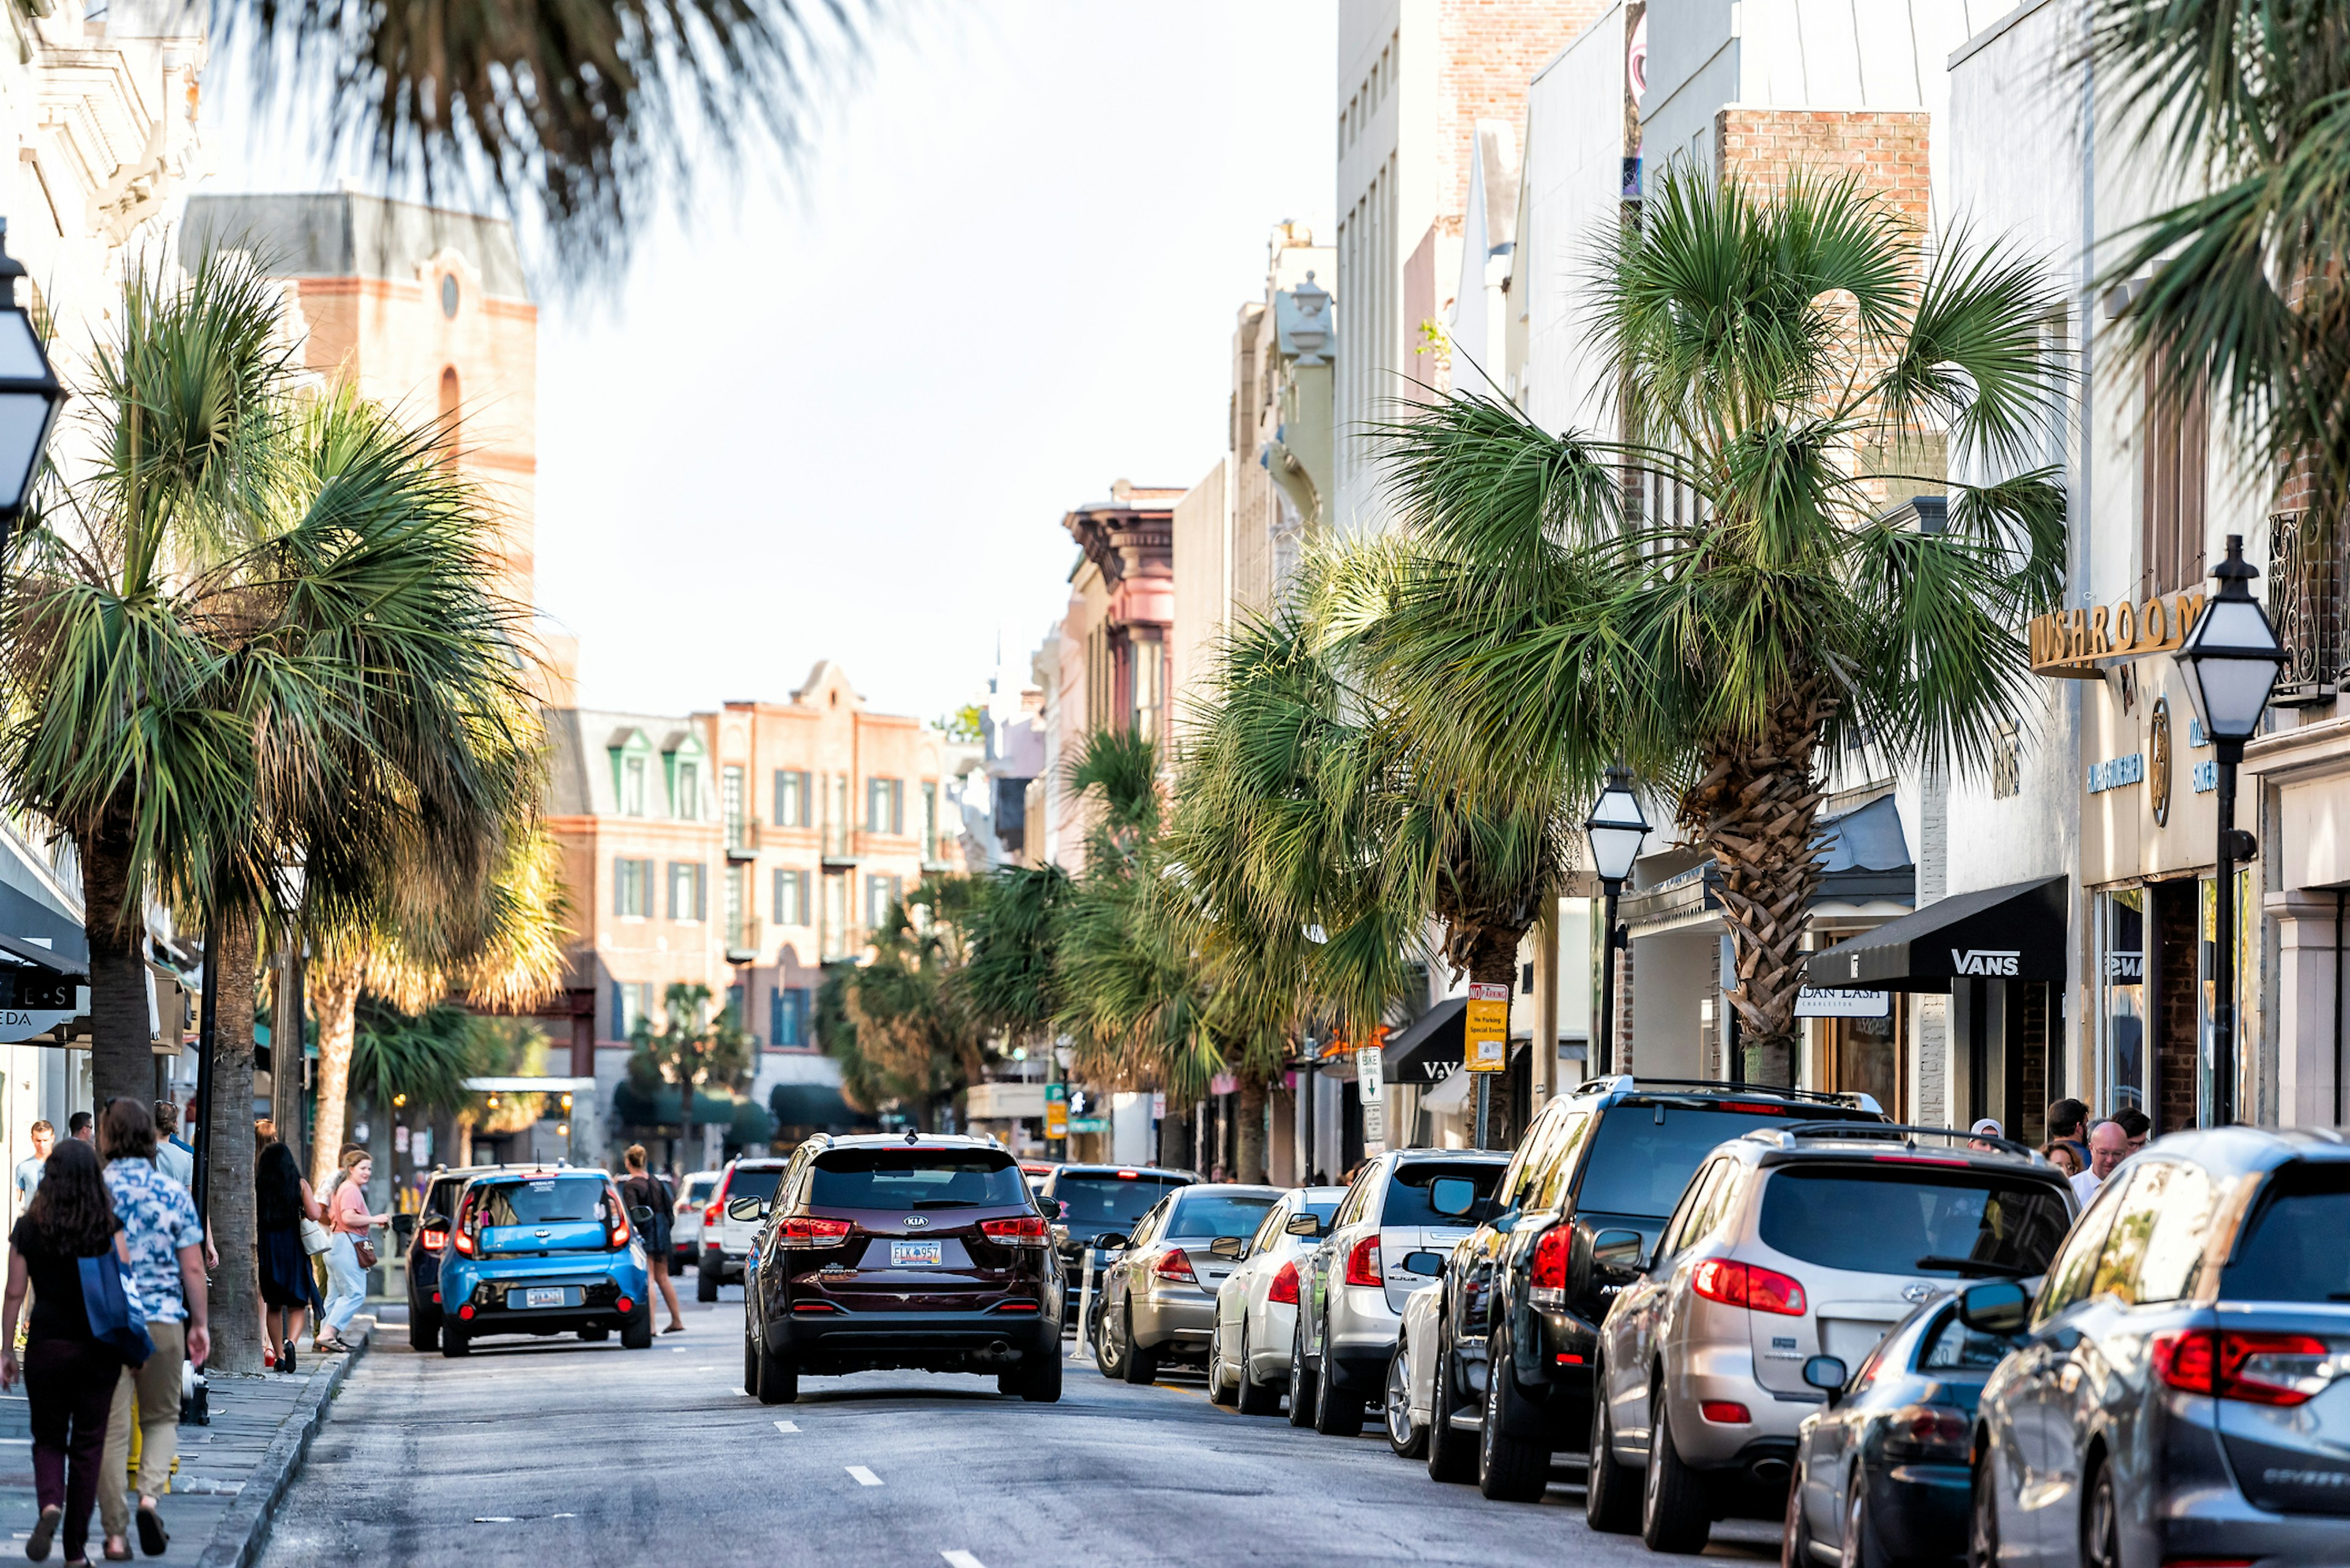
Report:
864,873,905,930
723,764,746,848
822,871,851,960
621,756,646,817
770,987,811,1048
437,366,460,470
773,867,809,926
866,777,903,834
667,861,705,921
726,983,747,1029
726,864,748,950
2099,889,2147,1115
614,857,651,918
613,980,655,1040
921,780,939,861
2142,365,2209,595
774,769,810,827
674,760,699,820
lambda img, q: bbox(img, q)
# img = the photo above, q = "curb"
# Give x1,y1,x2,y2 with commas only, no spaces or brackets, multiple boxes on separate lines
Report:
195,1320,373,1568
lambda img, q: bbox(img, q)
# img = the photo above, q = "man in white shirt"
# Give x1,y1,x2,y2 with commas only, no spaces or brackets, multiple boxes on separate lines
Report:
2070,1119,2130,1207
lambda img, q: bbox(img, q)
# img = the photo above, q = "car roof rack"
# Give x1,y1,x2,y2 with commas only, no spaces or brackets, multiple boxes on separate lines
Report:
1755,1121,2047,1164
1570,1075,1882,1114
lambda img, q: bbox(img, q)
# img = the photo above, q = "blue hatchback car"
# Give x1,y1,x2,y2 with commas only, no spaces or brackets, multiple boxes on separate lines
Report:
423,1167,655,1356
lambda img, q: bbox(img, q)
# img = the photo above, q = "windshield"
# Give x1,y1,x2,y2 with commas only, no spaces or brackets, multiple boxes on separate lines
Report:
681,1174,718,1203
809,1151,1026,1209
1165,1192,1278,1239
1053,1173,1188,1229
1577,1107,1840,1217
479,1176,606,1226
1759,1167,2071,1279
1382,1162,1506,1226
427,1180,464,1219
724,1168,785,1205
2223,1169,2350,1301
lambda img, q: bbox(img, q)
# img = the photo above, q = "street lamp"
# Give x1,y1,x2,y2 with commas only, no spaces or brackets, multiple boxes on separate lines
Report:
2174,534,2287,1126
0,221,64,546
1584,766,1650,1077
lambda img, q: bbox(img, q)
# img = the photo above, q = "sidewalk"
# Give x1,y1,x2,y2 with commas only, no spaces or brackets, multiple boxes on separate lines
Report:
0,1320,371,1568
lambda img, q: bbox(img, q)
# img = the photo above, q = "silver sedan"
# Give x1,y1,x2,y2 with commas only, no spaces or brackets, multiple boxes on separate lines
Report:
1093,1184,1283,1384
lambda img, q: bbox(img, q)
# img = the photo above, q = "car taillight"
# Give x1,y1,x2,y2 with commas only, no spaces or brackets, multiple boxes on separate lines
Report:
1269,1261,1299,1305
1882,1403,1970,1460
979,1216,1051,1246
777,1217,854,1249
1344,1236,1382,1288
2154,1329,2333,1406
608,1223,630,1247
1531,1228,1572,1290
1690,1258,1806,1316
452,1226,475,1256
1155,1248,1198,1283
419,1230,446,1252
706,1201,724,1228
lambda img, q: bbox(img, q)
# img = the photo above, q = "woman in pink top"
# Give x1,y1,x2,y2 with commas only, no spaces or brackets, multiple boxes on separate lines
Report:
318,1149,391,1354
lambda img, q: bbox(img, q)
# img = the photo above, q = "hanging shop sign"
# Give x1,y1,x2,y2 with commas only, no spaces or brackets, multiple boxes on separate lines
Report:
1464,982,1510,1072
1794,987,1890,1019
2029,589,2204,678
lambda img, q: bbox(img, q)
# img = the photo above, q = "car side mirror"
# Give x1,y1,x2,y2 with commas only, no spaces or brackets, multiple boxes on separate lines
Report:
1285,1212,1323,1238
1958,1279,2032,1336
1400,1250,1444,1277
1592,1228,1647,1272
1804,1354,1850,1406
627,1204,654,1229
726,1195,766,1223
1428,1176,1478,1217
1093,1233,1128,1254
1042,1198,1065,1219
1208,1236,1245,1260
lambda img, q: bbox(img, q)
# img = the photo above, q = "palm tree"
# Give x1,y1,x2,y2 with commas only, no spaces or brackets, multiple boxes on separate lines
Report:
825,875,988,1129
630,982,755,1166
1367,168,2069,1081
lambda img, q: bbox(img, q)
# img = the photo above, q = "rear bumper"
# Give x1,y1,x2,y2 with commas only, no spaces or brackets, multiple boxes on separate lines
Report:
1326,1287,1401,1384
2156,1490,2350,1564
455,1301,643,1338
766,1308,1062,1370
1132,1290,1215,1353
1667,1342,1819,1466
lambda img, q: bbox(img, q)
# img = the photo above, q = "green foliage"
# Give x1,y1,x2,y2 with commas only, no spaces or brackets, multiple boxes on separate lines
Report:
935,703,986,744
349,998,489,1112
958,862,1070,1043
821,875,985,1123
628,982,755,1111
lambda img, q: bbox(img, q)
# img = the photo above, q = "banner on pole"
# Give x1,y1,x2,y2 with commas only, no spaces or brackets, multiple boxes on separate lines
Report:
1465,982,1510,1072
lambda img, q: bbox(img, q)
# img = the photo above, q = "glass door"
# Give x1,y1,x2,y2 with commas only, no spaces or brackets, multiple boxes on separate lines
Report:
2099,889,2147,1114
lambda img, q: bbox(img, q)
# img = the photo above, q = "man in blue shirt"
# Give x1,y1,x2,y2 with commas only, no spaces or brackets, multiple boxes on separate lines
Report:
12,1119,52,1210
152,1101,194,1190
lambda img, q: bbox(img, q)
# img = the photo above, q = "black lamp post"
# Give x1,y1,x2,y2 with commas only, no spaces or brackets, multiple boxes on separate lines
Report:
2174,534,2287,1126
1584,766,1649,1077
0,221,64,553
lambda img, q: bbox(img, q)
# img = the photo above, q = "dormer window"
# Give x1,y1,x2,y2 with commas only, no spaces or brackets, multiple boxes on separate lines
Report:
676,760,699,820
622,757,646,816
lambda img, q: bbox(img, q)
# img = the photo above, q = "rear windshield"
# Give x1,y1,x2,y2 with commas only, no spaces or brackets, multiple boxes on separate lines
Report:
810,1151,1026,1209
1382,1162,1506,1228
681,1174,718,1203
427,1180,464,1219
1577,1107,1851,1218
2224,1168,2350,1302
479,1176,606,1226
1053,1173,1189,1228
723,1168,785,1205
1759,1167,2072,1279
1165,1192,1279,1239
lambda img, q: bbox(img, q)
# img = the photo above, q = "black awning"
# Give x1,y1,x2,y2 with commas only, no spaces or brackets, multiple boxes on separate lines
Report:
0,932,86,978
1380,997,1466,1085
1805,876,2067,993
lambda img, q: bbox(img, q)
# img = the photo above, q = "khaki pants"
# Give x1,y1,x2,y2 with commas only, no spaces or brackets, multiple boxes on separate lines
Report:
97,1320,183,1539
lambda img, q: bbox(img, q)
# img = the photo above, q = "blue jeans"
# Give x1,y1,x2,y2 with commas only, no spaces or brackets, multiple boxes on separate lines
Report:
323,1233,368,1337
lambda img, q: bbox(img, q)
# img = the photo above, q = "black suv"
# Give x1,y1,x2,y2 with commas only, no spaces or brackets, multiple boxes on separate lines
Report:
1035,1163,1196,1319
405,1164,504,1353
1419,1076,1886,1500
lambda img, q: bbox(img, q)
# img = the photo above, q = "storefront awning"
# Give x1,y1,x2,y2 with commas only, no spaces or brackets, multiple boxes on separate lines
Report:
1379,997,1466,1085
0,932,86,977
1805,875,2068,993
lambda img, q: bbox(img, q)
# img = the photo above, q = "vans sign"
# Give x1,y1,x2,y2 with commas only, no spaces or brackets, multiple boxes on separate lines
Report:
1951,949,2021,976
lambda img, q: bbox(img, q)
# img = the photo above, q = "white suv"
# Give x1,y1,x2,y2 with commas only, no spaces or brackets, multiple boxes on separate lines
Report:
695,1157,793,1301
1294,1149,1510,1437
1587,1122,2076,1553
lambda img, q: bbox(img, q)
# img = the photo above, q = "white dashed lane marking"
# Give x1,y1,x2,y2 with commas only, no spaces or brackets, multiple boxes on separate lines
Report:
942,1553,986,1568
846,1466,882,1487
774,1421,799,1433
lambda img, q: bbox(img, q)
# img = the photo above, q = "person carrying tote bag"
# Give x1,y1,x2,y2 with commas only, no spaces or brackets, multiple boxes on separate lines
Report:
319,1149,392,1355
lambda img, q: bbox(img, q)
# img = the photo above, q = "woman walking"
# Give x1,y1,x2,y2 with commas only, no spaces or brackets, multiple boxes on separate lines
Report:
254,1141,324,1373
319,1150,391,1354
1,1139,135,1567
617,1146,687,1334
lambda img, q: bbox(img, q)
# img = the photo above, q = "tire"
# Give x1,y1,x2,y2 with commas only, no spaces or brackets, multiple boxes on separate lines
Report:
1384,1344,1426,1458
744,1334,759,1396
1641,1384,1714,1554
621,1307,654,1350
1119,1308,1159,1385
1424,1331,1478,1483
1477,1327,1551,1502
1237,1324,1281,1417
1312,1320,1366,1436
577,1326,610,1342
755,1340,798,1405
1207,1320,1239,1407
1286,1313,1318,1428
2082,1459,2121,1568
440,1328,470,1359
1968,1450,1999,1568
1002,1353,1063,1403
697,1253,722,1302
409,1310,440,1354
1783,1458,1816,1568
1093,1298,1125,1380
1586,1372,1643,1533
1841,1472,1881,1568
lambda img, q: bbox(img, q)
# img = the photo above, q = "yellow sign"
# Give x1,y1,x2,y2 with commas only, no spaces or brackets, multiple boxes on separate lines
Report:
2028,590,2203,678
1044,1083,1067,1140
1465,983,1510,1072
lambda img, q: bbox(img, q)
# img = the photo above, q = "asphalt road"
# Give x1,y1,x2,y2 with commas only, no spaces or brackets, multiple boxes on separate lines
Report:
258,1285,1782,1567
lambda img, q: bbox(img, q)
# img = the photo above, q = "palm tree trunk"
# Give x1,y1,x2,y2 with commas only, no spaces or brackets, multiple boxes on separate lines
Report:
76,816,151,1114
305,950,364,1192
206,910,266,1375
1235,1072,1269,1184
1689,685,1835,1088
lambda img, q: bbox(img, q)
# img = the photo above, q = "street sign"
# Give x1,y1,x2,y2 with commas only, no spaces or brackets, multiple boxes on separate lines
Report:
1361,1099,1386,1147
1356,1042,1386,1154
1151,1091,1166,1121
1464,983,1510,1072
1065,1116,1108,1135
1044,1081,1068,1141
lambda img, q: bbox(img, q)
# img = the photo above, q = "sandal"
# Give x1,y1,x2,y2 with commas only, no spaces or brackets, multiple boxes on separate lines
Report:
135,1503,167,1558
662,1323,685,1334
27,1502,59,1561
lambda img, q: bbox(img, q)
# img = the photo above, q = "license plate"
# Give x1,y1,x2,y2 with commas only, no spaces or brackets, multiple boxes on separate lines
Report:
890,1241,942,1267
523,1286,566,1309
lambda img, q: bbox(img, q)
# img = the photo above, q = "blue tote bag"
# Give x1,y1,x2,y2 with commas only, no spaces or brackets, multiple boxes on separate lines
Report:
80,1250,155,1367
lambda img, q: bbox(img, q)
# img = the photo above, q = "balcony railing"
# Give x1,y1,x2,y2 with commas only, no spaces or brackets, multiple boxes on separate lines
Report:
726,915,761,965
2269,508,2345,706
820,823,857,864
725,817,760,861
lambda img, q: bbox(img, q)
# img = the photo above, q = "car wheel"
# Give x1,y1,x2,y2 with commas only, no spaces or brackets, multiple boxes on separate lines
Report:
697,1252,722,1302
1120,1307,1159,1385
409,1309,439,1354
621,1305,654,1349
1641,1383,1713,1554
1311,1316,1365,1436
1001,1353,1062,1403
1384,1343,1425,1458
1424,1329,1477,1484
1585,1367,1642,1533
1237,1323,1281,1417
1477,1326,1551,1502
440,1328,470,1359
755,1339,797,1406
1781,1458,1815,1568
2082,1458,2121,1568
1968,1449,1999,1568
1093,1296,1125,1380
744,1333,759,1396
1286,1312,1318,1428
1840,1469,1881,1568
1207,1320,1239,1407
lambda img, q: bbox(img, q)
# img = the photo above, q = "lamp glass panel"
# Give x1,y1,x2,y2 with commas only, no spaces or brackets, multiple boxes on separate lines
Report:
0,391,50,509
2187,657,2283,739
1587,824,1646,883
0,313,43,380
2188,597,2281,656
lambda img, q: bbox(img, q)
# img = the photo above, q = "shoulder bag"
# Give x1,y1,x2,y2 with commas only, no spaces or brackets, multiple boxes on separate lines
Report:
299,1217,334,1256
80,1249,156,1367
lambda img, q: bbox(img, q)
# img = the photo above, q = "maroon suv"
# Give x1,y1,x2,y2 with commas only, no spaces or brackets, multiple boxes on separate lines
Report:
740,1132,1063,1405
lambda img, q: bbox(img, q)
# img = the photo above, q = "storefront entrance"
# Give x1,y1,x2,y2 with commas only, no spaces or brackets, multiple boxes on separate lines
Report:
1818,1007,1903,1119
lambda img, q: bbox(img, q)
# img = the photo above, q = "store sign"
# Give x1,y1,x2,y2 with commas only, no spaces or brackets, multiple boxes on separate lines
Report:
1952,948,2021,976
2086,753,2144,794
1464,983,1510,1072
2029,590,2204,676
0,1007,76,1043
2193,760,2218,794
2105,952,2144,982
1794,987,1889,1019
1044,1082,1068,1141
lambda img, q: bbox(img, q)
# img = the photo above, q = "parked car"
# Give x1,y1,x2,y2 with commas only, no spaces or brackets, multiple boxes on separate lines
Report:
425,1167,656,1356
1388,1277,1446,1457
672,1170,719,1272
738,1133,1062,1405
1295,1148,1512,1439
1968,1126,2350,1568
405,1164,502,1352
1093,1184,1283,1384
1036,1163,1197,1320
1425,1077,1894,1503
1591,1121,2073,1553
697,1155,792,1301
1206,1184,1348,1413
1018,1159,1058,1198
1783,1286,2029,1568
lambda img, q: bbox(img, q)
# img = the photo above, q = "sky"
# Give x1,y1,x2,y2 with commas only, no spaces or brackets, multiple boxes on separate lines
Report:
200,2,1339,725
